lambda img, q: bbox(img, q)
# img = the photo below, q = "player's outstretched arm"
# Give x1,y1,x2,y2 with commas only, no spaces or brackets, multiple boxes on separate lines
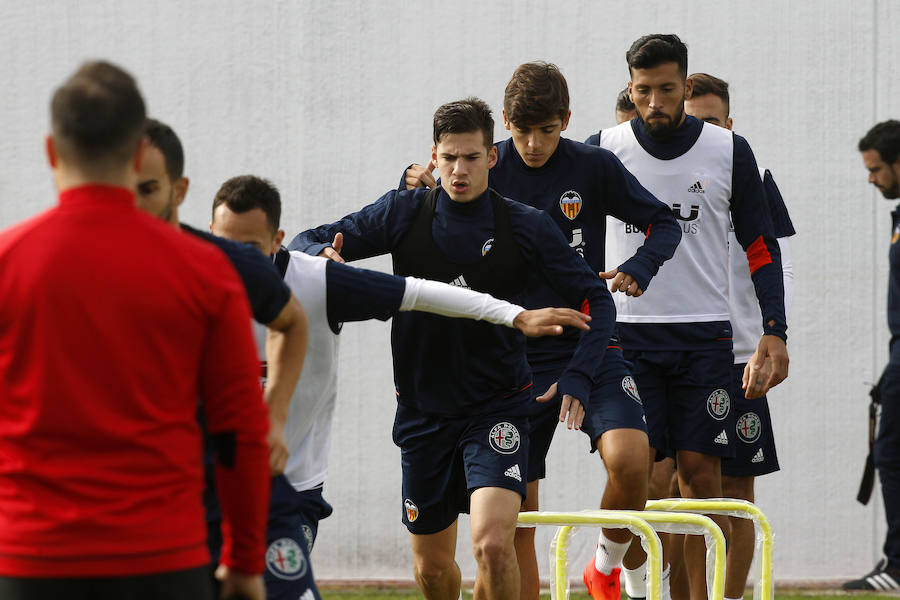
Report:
512,307,590,337
535,381,586,431
742,335,789,399
263,293,308,475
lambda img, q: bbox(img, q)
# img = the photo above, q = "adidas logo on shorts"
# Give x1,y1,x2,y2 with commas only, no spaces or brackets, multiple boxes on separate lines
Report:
504,464,522,482
752,448,764,463
714,430,728,445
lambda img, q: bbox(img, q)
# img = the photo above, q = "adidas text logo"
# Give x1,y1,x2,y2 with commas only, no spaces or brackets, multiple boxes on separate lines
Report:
714,430,728,445
504,464,522,482
752,449,764,463
688,180,705,193
450,274,470,289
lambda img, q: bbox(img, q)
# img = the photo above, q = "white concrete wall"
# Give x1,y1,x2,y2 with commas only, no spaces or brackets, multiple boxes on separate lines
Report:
2,0,898,584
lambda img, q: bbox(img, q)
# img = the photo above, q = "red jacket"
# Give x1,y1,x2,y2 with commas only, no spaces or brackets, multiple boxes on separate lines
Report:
0,185,269,577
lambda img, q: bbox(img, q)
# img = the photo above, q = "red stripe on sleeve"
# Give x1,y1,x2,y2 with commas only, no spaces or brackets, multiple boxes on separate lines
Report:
580,298,590,316
645,223,651,238
745,235,773,274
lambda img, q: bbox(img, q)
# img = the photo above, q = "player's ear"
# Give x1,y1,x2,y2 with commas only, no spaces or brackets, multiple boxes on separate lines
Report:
431,144,437,165
561,111,571,131
132,136,147,172
487,144,498,169
725,117,733,131
173,177,189,208
273,229,285,249
45,135,57,168
502,109,512,131
684,77,694,100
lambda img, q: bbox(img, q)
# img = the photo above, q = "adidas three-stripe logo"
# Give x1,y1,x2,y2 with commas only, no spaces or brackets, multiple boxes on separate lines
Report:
751,449,764,463
688,180,705,193
450,274,470,289
714,430,728,445
504,464,522,482
866,572,900,590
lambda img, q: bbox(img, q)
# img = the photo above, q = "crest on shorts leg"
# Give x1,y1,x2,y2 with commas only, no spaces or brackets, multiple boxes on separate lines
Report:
404,498,419,522
707,389,730,420
489,422,521,454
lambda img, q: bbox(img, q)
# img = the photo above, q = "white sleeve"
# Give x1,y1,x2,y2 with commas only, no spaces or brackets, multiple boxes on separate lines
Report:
399,277,524,327
778,237,793,319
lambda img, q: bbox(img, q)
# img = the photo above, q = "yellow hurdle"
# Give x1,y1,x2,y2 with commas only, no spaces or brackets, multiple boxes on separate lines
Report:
517,509,727,600
646,499,774,600
516,511,662,600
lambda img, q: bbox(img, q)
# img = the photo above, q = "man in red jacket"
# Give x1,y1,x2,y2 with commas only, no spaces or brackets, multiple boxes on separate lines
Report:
0,61,270,600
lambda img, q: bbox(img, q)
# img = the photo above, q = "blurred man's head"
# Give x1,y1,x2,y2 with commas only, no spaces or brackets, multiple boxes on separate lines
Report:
137,119,189,225
626,34,691,139
431,97,498,203
502,61,571,168
210,175,285,255
859,121,900,200
47,61,146,189
685,73,732,130
615,87,636,124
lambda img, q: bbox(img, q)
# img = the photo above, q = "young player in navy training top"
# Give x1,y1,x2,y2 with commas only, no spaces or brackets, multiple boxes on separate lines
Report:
291,98,616,599
684,73,795,600
404,62,681,600
845,121,900,591
210,175,590,600
587,35,789,600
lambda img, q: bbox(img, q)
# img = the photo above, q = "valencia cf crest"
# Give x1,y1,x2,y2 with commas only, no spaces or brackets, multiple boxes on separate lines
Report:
482,238,494,256
404,498,419,522
559,190,583,220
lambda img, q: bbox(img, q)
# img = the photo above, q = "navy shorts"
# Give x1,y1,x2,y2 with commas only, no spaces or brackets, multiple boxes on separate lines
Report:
721,363,780,477
263,476,334,600
624,348,735,458
527,347,647,482
392,402,529,535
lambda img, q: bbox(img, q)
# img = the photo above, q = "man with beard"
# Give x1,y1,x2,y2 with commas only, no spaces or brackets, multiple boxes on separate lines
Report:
588,34,789,600
845,121,900,591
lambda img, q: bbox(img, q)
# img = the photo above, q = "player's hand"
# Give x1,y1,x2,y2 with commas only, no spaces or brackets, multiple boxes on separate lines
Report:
599,268,643,297
513,307,591,337
267,413,289,475
216,565,265,600
535,382,584,430
404,160,437,190
318,232,344,263
742,334,789,399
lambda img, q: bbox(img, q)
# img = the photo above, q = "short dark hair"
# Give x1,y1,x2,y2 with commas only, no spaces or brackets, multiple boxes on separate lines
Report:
859,120,900,165
689,73,730,115
212,175,281,232
433,97,494,148
51,61,146,172
615,87,635,113
503,61,570,127
143,118,185,180
626,34,688,78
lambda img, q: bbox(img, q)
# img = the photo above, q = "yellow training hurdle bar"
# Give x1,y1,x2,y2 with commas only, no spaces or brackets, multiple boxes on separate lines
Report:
517,509,726,600
516,511,662,600
646,499,774,600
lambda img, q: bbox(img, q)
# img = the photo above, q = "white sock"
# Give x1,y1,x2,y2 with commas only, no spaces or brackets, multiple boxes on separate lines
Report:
594,532,631,575
660,564,672,600
624,560,648,597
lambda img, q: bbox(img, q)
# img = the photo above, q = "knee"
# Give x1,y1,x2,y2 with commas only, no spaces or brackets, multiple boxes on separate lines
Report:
413,551,454,583
678,461,720,496
473,531,515,571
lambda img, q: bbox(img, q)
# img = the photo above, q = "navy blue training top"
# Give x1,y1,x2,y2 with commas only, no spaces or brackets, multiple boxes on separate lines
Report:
290,187,616,415
182,224,290,324
490,137,681,372
587,116,787,344
890,207,900,360
761,170,796,239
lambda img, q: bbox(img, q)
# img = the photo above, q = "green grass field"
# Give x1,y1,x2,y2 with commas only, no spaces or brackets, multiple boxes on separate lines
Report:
320,589,898,600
